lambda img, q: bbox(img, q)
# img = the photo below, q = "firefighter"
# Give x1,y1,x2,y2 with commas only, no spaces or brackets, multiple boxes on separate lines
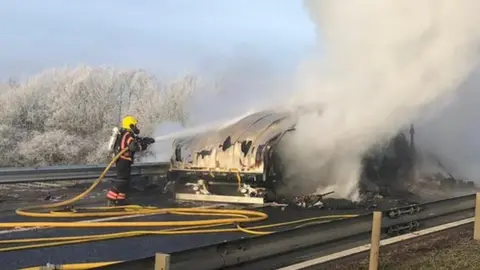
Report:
106,115,155,206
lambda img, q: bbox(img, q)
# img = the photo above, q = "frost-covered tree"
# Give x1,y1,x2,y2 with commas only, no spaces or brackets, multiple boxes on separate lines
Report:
0,65,199,167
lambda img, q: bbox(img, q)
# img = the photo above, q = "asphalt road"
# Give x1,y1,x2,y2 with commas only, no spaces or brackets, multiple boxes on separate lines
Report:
0,180,457,270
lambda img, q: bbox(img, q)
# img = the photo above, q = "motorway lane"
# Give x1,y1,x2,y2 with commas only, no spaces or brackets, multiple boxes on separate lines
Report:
0,207,352,269
0,189,322,269
0,183,430,269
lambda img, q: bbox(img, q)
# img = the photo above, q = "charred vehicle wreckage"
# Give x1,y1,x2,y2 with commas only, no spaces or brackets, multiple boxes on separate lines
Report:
165,109,476,208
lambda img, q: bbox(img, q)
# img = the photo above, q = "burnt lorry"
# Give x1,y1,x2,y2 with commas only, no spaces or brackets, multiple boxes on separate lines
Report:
165,108,423,206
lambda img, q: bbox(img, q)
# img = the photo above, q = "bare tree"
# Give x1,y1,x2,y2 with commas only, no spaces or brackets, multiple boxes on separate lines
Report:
0,65,201,167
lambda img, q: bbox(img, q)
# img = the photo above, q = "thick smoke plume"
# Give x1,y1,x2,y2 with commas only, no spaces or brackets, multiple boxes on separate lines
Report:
280,0,480,201
415,69,480,183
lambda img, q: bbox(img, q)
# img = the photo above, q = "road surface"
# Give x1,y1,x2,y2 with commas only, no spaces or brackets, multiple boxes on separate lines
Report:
0,180,451,269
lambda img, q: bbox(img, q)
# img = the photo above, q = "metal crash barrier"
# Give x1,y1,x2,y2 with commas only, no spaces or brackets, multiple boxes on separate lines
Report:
93,193,477,270
0,162,169,184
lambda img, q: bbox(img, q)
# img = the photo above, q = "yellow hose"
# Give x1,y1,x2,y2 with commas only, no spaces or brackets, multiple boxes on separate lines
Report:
8,148,268,227
15,148,130,217
1,147,359,269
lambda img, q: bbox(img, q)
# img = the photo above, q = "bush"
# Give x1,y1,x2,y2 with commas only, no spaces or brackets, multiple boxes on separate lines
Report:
0,65,199,167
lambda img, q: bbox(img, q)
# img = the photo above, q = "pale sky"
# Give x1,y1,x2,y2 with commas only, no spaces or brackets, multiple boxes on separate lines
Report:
0,0,316,79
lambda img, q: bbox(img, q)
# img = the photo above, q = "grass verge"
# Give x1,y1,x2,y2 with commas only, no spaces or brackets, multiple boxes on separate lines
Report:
320,224,480,270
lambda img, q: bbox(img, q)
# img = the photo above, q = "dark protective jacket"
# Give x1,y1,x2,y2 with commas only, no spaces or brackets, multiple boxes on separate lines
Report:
114,128,146,179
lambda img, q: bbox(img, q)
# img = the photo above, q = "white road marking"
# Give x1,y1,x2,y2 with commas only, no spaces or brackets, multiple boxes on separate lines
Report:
0,203,229,235
277,217,474,270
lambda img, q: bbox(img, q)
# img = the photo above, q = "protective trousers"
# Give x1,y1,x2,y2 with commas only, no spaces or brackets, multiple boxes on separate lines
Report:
106,159,132,202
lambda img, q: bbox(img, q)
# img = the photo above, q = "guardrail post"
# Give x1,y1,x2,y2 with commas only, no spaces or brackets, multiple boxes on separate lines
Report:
369,211,382,270
155,253,170,270
474,192,480,241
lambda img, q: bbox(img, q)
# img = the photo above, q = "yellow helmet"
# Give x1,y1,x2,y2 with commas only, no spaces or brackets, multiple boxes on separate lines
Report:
121,115,139,134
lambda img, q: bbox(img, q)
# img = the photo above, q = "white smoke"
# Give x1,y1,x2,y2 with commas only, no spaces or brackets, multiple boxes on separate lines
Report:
415,69,480,183
139,50,295,163
280,0,480,201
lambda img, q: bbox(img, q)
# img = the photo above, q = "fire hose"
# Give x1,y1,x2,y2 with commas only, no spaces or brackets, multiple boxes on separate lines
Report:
0,148,358,269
